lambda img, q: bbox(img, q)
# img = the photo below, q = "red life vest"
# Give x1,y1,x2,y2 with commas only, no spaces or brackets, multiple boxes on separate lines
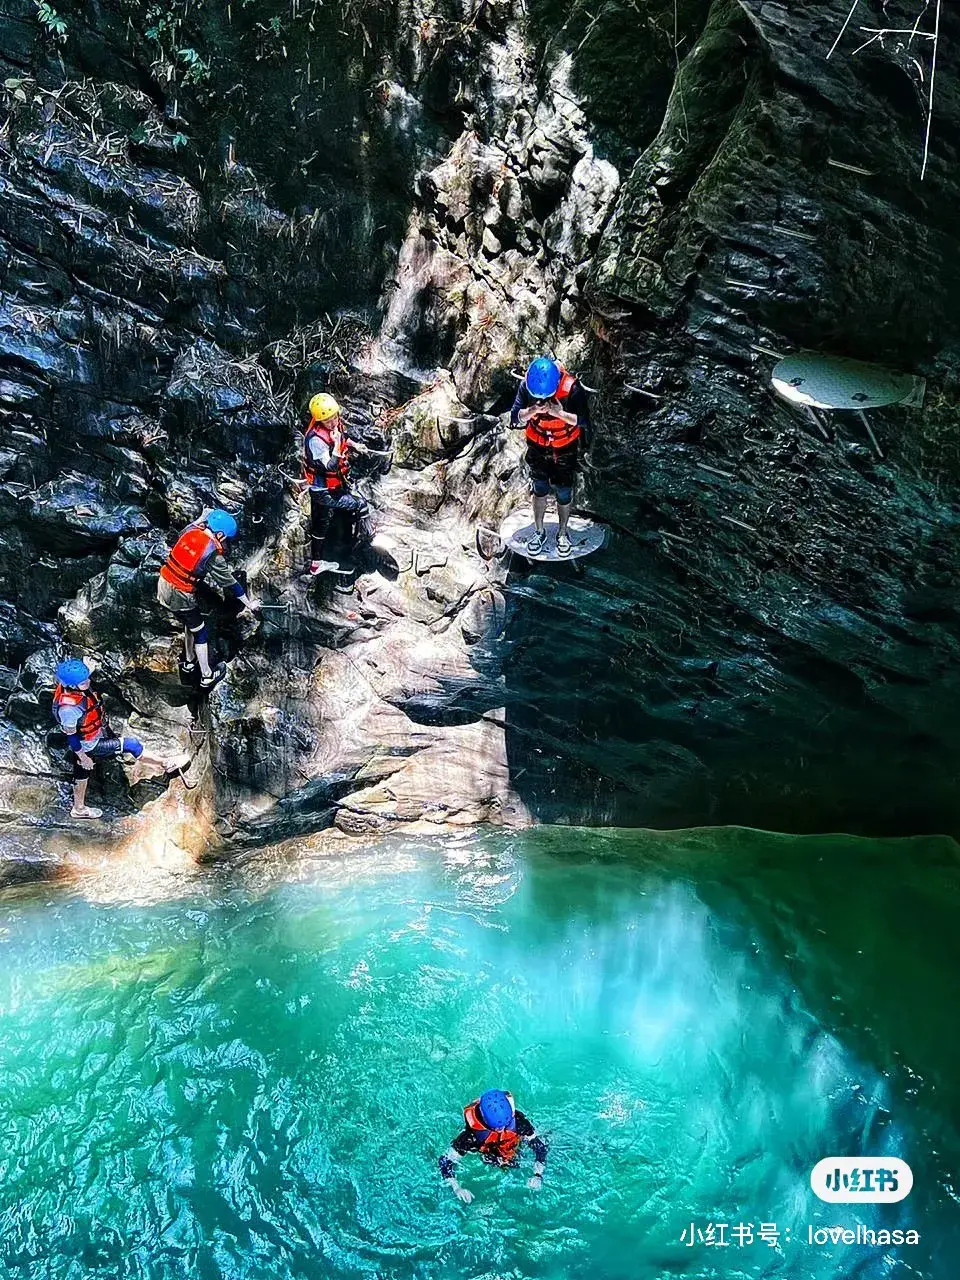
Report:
524,369,580,449
159,526,222,595
463,1100,521,1164
304,418,349,491
52,684,105,745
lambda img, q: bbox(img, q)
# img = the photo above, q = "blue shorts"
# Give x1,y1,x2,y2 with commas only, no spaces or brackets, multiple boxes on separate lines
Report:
72,736,143,781
531,477,573,504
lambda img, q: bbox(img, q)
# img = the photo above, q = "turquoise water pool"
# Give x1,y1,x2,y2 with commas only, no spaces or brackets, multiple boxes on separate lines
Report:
0,826,957,1278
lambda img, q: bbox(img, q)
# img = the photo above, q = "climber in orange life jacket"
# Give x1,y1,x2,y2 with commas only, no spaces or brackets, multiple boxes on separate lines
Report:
51,658,187,820
156,508,259,692
303,392,372,574
510,356,591,555
439,1089,548,1203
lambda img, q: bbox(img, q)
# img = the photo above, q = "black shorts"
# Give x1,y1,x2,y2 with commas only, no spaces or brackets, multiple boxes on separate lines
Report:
157,579,206,631
310,487,369,520
180,605,205,631
525,442,579,489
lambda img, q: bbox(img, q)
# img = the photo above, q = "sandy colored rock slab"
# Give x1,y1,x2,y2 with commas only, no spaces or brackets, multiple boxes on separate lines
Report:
334,716,529,834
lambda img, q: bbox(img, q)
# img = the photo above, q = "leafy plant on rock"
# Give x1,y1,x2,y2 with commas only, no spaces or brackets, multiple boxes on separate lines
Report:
35,0,68,43
177,46,211,84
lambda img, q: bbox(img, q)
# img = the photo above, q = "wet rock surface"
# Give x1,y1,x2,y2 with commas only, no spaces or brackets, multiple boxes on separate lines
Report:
1,0,960,877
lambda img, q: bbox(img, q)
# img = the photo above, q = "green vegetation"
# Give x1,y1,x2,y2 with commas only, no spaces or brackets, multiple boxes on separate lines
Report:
176,45,211,84
35,0,68,42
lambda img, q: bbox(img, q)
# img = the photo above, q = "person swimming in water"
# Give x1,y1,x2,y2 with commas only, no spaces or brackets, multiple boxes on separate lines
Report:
439,1089,548,1202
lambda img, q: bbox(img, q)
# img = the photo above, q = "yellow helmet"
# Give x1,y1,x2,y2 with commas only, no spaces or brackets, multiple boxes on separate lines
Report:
309,392,341,422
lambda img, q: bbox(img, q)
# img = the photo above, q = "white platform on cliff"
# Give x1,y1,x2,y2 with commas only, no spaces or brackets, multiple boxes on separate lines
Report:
771,353,925,410
499,511,606,562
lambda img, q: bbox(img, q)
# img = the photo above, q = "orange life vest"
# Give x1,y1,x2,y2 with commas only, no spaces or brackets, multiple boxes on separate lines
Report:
463,1100,522,1164
304,419,349,491
159,526,222,595
524,369,580,450
52,684,105,745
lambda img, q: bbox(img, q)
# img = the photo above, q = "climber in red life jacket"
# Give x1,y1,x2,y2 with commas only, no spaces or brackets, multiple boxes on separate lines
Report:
439,1089,548,1203
510,356,591,555
156,508,259,691
303,392,373,573
52,658,184,820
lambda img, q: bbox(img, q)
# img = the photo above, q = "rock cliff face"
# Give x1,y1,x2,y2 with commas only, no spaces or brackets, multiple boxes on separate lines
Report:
1,0,960,879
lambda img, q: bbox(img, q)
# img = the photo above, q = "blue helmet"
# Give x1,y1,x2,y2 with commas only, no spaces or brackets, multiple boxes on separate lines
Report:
206,509,238,539
56,658,91,688
478,1089,515,1129
525,357,561,400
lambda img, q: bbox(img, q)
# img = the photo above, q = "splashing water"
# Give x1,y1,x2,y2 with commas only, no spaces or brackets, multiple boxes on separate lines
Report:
0,827,956,1278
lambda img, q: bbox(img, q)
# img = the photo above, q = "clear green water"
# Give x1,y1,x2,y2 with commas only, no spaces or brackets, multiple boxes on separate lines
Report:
1,826,958,1279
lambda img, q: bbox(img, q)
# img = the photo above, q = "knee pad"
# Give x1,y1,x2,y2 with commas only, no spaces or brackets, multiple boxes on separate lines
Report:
555,486,573,506
531,478,550,498
191,623,209,644
122,737,144,759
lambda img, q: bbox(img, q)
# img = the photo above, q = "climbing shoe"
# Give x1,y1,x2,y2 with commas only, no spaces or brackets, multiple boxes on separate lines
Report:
71,805,103,820
556,532,573,556
526,530,546,555
199,662,227,692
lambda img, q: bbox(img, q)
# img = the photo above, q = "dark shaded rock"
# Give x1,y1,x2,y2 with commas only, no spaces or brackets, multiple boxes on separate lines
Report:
27,477,149,551
0,603,57,665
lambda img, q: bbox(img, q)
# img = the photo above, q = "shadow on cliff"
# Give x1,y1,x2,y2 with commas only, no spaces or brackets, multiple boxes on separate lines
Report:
493,492,960,836
374,400,960,838
524,0,712,167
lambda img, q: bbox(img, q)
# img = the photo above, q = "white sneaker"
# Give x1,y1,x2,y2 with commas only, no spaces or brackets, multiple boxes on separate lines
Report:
71,805,103,820
556,532,573,556
526,530,546,554
310,559,340,575
199,662,227,691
